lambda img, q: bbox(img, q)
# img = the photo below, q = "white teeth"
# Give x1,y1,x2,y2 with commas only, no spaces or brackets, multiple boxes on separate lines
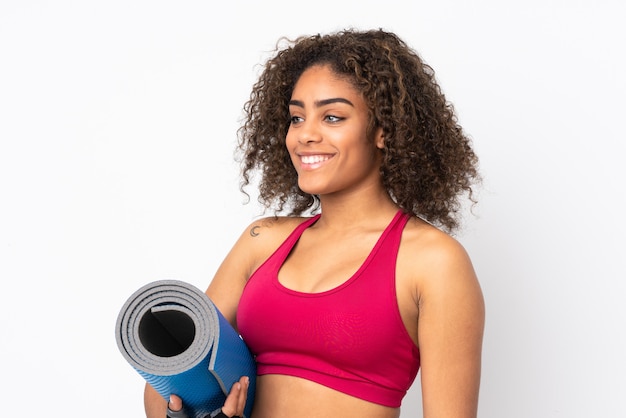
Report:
301,155,330,164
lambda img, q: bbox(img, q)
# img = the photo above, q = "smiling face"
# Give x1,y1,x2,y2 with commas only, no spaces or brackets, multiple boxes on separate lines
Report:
286,65,384,198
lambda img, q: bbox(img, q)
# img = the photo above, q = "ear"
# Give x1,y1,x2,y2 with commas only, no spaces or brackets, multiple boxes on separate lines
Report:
374,127,385,149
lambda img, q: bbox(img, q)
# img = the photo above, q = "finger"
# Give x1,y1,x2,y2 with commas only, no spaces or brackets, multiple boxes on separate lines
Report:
235,376,249,415
168,394,183,412
221,376,248,417
220,381,241,417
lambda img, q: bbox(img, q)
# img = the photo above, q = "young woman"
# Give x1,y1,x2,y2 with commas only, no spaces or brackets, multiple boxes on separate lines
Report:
145,28,484,418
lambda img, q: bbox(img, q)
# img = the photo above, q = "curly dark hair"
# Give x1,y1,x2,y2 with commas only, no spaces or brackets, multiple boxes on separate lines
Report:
237,28,480,232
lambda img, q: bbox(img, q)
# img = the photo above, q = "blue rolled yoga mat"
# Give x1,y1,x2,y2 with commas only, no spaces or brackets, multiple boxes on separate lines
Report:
115,279,256,418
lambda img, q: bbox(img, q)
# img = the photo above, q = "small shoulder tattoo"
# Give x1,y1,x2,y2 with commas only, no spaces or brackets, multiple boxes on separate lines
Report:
249,225,260,237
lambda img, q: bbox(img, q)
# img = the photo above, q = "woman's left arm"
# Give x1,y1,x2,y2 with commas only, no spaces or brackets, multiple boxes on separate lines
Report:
414,237,485,418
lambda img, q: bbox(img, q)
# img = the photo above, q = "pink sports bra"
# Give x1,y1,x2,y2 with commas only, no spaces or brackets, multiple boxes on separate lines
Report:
236,210,420,407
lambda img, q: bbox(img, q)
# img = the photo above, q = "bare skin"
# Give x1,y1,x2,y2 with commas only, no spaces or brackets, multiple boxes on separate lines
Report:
144,65,484,418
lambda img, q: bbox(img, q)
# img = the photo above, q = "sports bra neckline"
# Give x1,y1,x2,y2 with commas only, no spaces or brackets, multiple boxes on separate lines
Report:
274,210,406,296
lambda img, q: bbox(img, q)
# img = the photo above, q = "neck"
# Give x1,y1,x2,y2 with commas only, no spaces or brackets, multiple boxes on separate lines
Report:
315,187,400,229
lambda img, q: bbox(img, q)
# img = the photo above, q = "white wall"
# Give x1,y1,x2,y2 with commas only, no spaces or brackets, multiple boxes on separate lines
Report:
1,1,624,416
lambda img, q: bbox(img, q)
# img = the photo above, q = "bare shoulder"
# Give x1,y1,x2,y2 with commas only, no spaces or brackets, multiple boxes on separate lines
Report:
207,215,310,325
400,217,473,265
398,217,482,298
215,215,308,280
242,215,308,246
235,215,310,273
245,215,308,240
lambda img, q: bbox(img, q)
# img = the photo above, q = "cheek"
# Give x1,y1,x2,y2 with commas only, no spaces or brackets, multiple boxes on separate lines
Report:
285,132,299,164
285,128,295,147
285,131,294,149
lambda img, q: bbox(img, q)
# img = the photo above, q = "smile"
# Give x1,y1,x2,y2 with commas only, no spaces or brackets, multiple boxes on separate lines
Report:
297,153,334,171
301,155,332,164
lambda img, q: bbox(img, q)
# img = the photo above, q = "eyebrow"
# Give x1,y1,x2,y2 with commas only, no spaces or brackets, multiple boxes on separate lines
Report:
289,97,355,108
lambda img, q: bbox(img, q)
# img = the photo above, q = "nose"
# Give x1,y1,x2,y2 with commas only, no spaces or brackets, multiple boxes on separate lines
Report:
297,121,322,144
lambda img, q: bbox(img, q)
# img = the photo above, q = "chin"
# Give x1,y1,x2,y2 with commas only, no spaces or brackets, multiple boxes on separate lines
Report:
297,181,331,196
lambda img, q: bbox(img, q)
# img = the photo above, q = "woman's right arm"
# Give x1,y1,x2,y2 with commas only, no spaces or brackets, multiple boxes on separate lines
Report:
142,217,298,417
144,383,167,418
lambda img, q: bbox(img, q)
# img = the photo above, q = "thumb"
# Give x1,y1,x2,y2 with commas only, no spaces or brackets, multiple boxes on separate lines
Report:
168,394,183,412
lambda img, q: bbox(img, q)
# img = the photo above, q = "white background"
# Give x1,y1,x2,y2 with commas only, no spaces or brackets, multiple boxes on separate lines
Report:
1,1,624,417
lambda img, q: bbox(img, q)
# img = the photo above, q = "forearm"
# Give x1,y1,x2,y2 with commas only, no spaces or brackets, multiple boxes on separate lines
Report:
144,383,167,418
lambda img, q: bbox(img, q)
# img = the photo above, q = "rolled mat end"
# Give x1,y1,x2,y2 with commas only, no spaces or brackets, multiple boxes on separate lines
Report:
115,279,256,418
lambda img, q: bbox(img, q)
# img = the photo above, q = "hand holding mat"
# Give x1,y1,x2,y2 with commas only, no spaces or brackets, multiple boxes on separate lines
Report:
115,280,256,418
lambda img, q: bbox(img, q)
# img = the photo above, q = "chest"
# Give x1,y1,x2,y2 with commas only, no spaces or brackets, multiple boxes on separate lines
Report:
278,229,382,293
239,246,410,362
